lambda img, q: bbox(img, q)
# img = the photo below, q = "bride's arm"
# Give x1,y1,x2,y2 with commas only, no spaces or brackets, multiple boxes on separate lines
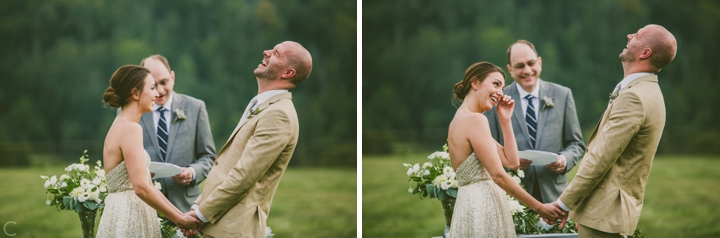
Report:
121,123,199,228
494,95,519,170
471,114,563,220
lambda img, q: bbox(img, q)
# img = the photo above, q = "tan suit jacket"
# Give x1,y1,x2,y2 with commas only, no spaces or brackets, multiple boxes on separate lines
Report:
559,75,665,235
195,92,299,237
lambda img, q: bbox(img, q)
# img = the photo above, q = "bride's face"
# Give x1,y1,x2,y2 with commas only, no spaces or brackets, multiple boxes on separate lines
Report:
473,72,505,111
138,74,159,113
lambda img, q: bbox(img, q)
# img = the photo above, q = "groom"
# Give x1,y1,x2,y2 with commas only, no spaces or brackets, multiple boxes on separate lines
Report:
184,41,312,238
552,24,677,237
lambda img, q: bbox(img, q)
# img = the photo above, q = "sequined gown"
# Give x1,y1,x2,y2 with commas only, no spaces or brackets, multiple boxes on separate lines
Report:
449,153,515,237
97,151,161,238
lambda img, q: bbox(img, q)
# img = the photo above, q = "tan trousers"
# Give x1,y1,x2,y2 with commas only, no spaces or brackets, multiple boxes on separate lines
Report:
578,223,624,238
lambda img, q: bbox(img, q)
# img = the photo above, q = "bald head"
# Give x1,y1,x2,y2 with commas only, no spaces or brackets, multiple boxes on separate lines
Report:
642,24,677,69
283,41,313,85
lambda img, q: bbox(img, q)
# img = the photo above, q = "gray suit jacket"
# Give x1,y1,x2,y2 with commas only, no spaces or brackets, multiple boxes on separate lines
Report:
484,79,586,203
140,93,216,212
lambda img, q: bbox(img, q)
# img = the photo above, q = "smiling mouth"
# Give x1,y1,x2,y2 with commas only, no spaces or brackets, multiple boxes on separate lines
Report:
490,95,499,104
261,59,268,67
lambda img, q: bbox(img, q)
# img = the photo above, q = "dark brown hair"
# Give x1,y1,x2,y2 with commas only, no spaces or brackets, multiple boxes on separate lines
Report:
102,65,151,108
453,62,505,102
506,40,538,64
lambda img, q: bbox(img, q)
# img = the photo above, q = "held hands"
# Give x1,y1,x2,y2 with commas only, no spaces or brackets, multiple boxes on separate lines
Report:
171,167,194,186
542,202,569,229
180,209,204,237
496,95,515,122
534,202,566,222
545,155,566,174
174,212,203,230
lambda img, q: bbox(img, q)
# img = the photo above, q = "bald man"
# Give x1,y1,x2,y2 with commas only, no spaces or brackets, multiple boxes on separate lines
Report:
552,24,678,237
184,41,313,238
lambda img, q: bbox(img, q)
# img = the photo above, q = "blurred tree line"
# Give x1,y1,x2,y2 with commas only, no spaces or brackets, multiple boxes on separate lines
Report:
0,0,356,167
363,0,720,155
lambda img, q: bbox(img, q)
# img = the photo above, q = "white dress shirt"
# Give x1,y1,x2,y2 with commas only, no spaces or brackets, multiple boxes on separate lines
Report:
516,80,567,167
152,92,196,180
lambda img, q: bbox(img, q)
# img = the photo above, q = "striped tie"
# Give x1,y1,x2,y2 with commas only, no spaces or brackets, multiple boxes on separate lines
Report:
157,107,169,159
525,95,537,149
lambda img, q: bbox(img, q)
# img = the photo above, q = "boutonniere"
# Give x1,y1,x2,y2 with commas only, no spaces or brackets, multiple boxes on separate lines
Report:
541,96,554,111
246,107,260,119
608,91,619,104
173,109,186,124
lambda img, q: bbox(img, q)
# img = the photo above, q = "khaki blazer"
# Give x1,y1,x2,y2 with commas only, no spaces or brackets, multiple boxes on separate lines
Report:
559,75,665,235
195,92,299,237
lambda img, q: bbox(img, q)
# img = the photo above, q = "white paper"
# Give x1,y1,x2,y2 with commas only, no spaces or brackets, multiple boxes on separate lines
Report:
150,162,182,179
518,150,559,165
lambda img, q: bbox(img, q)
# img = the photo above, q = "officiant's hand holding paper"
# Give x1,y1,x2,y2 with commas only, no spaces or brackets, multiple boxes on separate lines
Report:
519,158,533,170
149,162,182,179
545,155,566,174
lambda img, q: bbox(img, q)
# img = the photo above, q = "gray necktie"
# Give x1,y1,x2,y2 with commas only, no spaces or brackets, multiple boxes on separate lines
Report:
524,95,537,149
156,107,169,160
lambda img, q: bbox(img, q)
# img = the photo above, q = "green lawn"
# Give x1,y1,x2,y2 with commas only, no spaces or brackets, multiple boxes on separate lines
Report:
363,153,720,237
0,165,356,238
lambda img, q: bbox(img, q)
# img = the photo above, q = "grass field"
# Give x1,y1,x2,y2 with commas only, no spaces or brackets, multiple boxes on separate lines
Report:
363,153,720,237
0,165,356,237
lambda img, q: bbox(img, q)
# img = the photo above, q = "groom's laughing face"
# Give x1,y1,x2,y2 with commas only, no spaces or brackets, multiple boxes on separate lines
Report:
254,42,291,80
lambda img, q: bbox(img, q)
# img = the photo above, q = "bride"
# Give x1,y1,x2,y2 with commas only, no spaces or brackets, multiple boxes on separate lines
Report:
447,62,565,237
97,65,201,237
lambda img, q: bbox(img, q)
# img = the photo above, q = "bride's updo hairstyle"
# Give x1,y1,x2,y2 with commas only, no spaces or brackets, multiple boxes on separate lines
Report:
453,62,505,102
103,65,151,108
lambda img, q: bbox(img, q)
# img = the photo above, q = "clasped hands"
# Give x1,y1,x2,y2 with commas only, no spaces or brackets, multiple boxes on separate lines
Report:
539,201,569,229
179,209,204,237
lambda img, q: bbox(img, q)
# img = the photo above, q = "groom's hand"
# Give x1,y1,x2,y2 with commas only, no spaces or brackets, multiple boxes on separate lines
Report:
551,201,569,229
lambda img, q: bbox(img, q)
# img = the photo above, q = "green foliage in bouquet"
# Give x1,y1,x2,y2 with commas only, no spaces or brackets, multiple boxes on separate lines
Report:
41,150,107,214
159,214,179,238
403,144,458,203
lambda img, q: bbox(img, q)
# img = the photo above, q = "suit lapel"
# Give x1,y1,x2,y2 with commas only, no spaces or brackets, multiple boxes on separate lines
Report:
218,92,293,155
535,80,550,145
166,93,183,161
140,112,162,160
507,83,532,149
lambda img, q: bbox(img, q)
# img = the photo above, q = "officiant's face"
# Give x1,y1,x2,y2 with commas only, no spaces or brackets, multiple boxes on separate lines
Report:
143,58,175,106
507,43,542,92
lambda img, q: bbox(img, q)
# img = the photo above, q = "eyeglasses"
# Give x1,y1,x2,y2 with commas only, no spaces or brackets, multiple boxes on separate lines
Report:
511,59,538,70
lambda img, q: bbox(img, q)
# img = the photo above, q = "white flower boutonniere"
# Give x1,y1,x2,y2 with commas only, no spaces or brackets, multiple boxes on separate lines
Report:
173,109,186,124
541,96,554,111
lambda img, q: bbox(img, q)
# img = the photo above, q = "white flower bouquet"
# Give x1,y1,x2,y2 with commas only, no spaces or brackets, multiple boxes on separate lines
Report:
41,150,107,213
403,145,458,203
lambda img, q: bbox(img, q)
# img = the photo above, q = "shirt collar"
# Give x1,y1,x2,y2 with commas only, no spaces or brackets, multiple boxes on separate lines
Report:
516,79,541,100
153,92,174,111
618,72,653,91
252,89,288,107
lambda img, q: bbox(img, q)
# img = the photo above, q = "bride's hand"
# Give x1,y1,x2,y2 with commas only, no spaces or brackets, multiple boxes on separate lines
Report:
496,95,514,121
534,203,565,221
174,214,202,230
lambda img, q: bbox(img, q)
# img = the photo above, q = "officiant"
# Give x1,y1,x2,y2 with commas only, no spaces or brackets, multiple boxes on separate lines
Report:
483,40,586,203
138,54,216,214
